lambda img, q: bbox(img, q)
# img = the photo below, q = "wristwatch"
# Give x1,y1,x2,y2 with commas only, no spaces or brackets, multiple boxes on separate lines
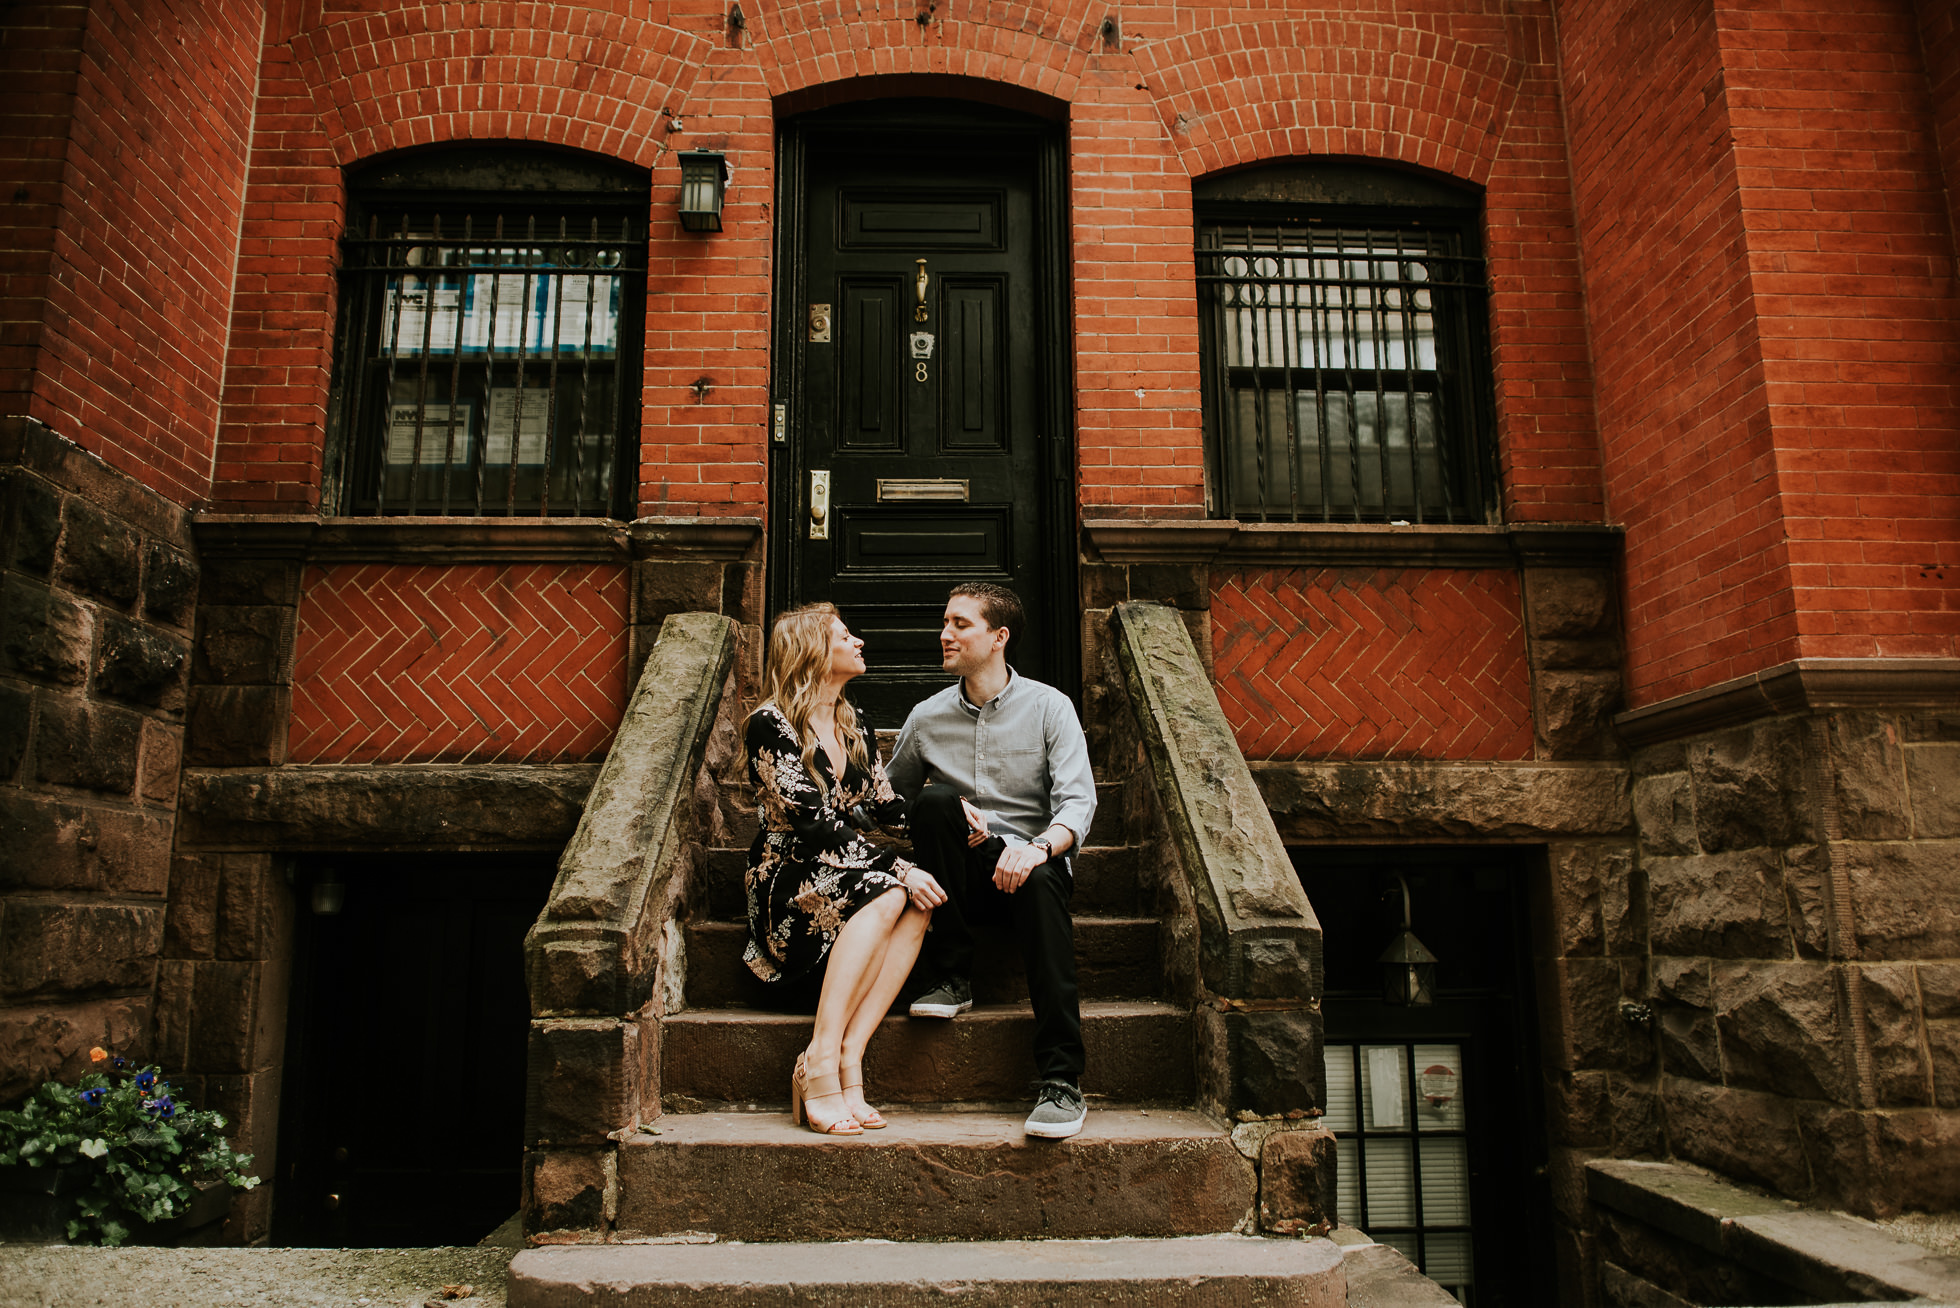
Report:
1030,837,1053,860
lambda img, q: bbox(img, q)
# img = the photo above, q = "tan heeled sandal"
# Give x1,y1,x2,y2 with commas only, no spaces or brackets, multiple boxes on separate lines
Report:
792,1053,864,1137
839,1062,887,1129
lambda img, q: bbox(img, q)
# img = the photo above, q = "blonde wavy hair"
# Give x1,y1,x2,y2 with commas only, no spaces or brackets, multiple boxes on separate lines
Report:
752,603,871,803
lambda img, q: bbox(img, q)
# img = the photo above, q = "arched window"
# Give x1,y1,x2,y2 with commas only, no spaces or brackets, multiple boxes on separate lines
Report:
1195,164,1493,524
327,147,649,517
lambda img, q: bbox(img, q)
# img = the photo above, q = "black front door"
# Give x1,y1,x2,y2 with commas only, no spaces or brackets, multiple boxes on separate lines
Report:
773,102,1074,726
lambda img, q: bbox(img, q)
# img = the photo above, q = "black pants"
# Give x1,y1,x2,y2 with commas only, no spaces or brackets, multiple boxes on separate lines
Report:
908,785,1085,1085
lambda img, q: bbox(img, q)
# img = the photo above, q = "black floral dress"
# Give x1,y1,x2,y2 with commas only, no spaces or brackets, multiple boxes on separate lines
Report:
744,705,918,984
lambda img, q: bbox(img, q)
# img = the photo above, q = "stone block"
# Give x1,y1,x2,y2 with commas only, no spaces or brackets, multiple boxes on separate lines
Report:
184,685,289,766
0,680,28,781
188,959,266,1075
1610,1077,1662,1156
197,558,299,608
56,501,140,607
216,852,281,961
1631,739,1688,779
139,718,181,804
1546,841,1605,956
526,1019,641,1146
633,560,721,629
1827,713,1911,840
1525,568,1613,640
1845,839,1960,959
32,696,141,794
192,605,291,685
94,614,188,710
525,1148,614,1238
1565,956,1652,1074
1647,848,1791,959
1080,562,1128,610
1532,637,1622,670
0,791,169,895
1920,963,1960,1019
165,853,222,958
0,901,164,998
1544,1069,1610,1146
1660,1075,1810,1199
1131,562,1207,611
1786,1104,1960,1216
1631,772,1696,857
1713,961,1851,1103
1,469,62,575
1779,844,1831,958
718,560,760,626
1221,1007,1321,1117
202,1064,282,1167
0,995,152,1104
1857,964,1932,1107
1258,1125,1337,1231
1535,669,1625,760
1905,743,1960,838
1687,719,1812,853
1254,759,1633,841
1653,958,1721,1083
141,541,198,629
1,577,91,684
1927,1019,1960,1109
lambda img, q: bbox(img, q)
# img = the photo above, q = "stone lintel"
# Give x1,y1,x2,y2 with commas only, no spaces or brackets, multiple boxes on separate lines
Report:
1586,1157,1960,1302
1616,658,1960,748
176,764,599,849
626,517,762,561
190,515,763,565
1083,518,1623,570
1251,759,1632,841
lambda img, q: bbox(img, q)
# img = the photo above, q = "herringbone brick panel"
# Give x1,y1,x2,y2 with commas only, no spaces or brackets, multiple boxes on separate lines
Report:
1211,568,1533,761
289,563,629,765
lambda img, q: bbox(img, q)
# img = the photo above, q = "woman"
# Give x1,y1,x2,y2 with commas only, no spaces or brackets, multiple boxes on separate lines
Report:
744,604,946,1135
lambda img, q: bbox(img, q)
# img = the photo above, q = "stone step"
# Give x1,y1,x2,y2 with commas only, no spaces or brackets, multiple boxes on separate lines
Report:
660,1000,1193,1108
682,916,1163,1008
696,842,1145,920
509,1235,1346,1307
612,1110,1258,1243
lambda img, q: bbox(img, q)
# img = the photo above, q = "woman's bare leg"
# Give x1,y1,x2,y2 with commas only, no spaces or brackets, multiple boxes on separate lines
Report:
838,903,931,1121
803,888,906,1131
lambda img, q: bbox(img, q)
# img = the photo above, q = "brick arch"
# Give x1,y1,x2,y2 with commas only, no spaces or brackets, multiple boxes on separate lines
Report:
289,6,714,169
1134,21,1524,187
743,0,1100,104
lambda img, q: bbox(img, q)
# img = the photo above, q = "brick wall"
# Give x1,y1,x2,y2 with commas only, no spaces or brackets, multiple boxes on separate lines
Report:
1,0,260,507
1562,0,1960,705
1212,567,1535,761
288,561,628,764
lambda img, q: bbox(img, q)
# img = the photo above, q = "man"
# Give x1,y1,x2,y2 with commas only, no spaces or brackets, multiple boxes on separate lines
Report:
887,582,1097,1139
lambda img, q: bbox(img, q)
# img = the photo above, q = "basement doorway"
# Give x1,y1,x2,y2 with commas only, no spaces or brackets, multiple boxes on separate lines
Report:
1295,846,1556,1307
273,855,554,1247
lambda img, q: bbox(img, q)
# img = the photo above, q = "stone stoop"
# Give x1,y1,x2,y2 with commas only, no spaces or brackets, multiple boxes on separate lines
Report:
506,1235,1348,1307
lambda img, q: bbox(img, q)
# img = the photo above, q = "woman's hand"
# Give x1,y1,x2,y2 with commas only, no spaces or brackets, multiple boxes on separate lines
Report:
902,868,947,910
958,796,990,847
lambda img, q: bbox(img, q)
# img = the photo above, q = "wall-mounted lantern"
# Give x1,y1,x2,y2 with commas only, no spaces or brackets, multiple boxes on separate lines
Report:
1378,874,1437,1006
310,868,347,917
678,150,729,232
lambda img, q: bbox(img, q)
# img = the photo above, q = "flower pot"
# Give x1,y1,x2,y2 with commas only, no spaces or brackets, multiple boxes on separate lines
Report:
0,1165,233,1245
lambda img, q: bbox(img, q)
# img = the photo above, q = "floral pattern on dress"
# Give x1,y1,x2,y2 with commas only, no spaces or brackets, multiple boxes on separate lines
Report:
743,704,918,984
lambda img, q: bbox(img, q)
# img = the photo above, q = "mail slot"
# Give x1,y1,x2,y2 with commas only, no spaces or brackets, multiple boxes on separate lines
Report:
876,478,969,502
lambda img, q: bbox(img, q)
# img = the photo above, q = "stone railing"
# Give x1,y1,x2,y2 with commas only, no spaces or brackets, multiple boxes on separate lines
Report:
521,611,736,1240
1109,601,1324,1119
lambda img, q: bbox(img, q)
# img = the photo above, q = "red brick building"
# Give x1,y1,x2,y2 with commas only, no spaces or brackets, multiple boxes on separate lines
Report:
3,0,1957,1297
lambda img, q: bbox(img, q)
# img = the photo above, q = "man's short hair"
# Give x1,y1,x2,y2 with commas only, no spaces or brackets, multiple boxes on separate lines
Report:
949,582,1024,647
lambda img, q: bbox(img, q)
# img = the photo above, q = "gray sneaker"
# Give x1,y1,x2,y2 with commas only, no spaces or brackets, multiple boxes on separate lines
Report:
1024,1080,1086,1139
908,977,973,1019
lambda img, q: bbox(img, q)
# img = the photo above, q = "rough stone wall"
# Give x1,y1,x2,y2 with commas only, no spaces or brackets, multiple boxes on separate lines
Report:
0,418,196,1102
1627,710,1960,1217
0,0,261,504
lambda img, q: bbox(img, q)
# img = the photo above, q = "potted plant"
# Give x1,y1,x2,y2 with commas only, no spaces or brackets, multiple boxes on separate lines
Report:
0,1047,259,1245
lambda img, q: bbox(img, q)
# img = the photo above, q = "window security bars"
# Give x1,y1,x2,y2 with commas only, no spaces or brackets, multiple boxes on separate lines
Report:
335,212,641,516
1324,1041,1475,1304
1196,223,1489,523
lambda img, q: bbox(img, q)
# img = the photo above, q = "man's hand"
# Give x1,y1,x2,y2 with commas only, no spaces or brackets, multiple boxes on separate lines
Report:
993,840,1047,893
958,796,990,848
902,867,947,910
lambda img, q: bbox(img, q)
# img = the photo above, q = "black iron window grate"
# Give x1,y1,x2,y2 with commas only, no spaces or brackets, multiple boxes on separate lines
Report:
334,210,642,517
1325,1040,1475,1304
1196,221,1490,524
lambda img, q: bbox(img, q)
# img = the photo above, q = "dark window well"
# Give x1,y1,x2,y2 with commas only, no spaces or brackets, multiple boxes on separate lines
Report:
328,148,649,517
1195,165,1494,524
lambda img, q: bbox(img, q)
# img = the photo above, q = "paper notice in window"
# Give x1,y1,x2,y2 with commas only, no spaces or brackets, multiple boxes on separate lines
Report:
484,388,552,464
386,403,471,464
1367,1046,1405,1129
382,279,464,354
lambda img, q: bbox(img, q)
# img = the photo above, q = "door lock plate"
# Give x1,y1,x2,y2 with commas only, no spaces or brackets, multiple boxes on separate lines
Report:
809,469,830,540
808,304,831,343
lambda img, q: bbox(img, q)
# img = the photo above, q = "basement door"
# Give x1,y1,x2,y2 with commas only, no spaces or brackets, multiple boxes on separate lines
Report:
771,101,1077,727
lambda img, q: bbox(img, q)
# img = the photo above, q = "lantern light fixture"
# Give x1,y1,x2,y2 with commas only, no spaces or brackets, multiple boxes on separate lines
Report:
310,868,347,917
678,150,730,232
1378,873,1438,1006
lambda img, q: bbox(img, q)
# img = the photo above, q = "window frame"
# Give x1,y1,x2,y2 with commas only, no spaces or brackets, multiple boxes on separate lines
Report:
1194,168,1497,525
325,149,650,520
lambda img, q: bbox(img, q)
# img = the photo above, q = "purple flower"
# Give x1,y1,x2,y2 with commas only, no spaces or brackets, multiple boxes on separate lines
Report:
145,1095,176,1119
78,1088,106,1107
134,1070,157,1091
113,1057,130,1070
